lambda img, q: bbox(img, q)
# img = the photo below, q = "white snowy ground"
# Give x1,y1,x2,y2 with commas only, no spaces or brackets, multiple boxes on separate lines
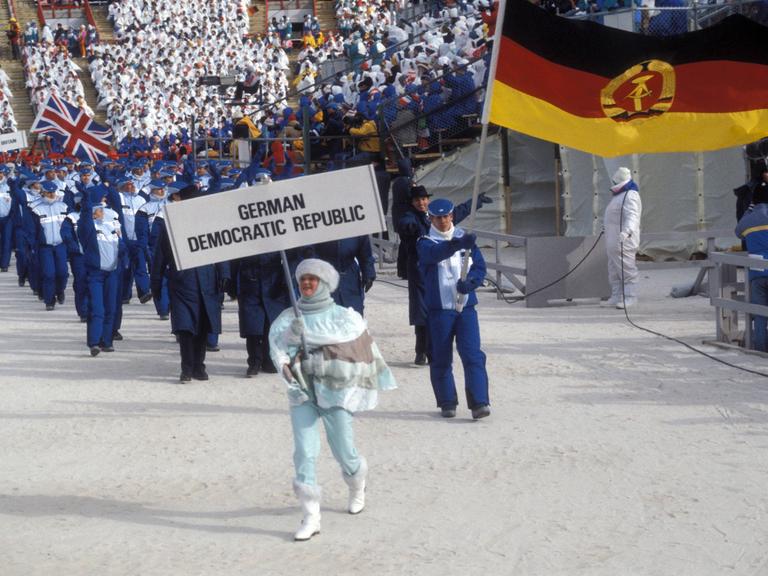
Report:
1,258,768,576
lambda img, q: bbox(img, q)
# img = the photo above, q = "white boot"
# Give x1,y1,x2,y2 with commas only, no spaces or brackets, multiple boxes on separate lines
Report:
616,295,637,309
293,481,321,541
342,457,368,515
605,288,621,306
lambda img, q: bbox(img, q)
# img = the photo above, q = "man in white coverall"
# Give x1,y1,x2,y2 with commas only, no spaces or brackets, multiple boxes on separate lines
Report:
604,166,642,309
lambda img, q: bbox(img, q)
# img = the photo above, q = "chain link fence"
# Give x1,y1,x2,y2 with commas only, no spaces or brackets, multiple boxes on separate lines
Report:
565,0,768,33
380,53,490,161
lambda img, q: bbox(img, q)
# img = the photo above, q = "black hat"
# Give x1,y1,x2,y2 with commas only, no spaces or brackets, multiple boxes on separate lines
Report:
410,185,431,199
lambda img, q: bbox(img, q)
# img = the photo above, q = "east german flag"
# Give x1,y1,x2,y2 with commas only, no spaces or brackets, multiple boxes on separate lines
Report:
489,0,768,156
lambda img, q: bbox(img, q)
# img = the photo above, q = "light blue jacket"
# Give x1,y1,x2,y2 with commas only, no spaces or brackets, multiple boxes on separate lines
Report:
269,303,397,412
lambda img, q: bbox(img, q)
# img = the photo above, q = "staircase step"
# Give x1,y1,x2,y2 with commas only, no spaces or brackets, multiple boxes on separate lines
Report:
248,0,268,35
72,56,107,125
91,6,115,41
0,58,35,132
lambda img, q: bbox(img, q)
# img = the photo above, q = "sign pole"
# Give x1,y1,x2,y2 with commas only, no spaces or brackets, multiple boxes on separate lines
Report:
280,249,307,356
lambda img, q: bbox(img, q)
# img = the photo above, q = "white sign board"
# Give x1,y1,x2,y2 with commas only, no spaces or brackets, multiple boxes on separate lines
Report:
164,165,385,270
0,130,27,152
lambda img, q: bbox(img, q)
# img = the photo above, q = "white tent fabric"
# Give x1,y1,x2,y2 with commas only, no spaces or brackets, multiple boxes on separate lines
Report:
561,146,745,258
412,131,747,259
413,131,557,238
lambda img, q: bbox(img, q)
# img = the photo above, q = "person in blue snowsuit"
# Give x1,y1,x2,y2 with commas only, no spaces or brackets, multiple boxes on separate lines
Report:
135,180,170,319
117,178,152,304
64,167,96,213
78,186,126,356
0,167,13,272
398,187,491,365
60,199,89,321
10,176,42,291
416,198,490,420
736,185,768,352
31,180,70,310
150,185,230,382
307,236,376,316
237,250,295,377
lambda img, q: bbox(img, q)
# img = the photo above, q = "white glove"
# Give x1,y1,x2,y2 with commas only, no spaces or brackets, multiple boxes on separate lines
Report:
287,379,311,406
618,230,630,243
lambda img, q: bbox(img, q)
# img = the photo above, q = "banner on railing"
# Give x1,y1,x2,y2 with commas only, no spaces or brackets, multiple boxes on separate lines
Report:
0,130,27,152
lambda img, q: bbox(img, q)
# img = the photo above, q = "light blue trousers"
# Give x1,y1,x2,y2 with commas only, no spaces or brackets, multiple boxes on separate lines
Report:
290,402,361,486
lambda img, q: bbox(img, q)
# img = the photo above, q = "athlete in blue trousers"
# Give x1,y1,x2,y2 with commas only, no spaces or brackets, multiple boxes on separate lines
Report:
61,201,90,321
416,198,490,420
0,167,13,272
78,187,126,356
32,181,70,310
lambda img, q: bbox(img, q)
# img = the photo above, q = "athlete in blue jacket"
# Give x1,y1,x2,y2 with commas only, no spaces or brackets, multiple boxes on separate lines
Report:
78,187,126,356
416,198,490,420
0,167,13,272
32,181,70,310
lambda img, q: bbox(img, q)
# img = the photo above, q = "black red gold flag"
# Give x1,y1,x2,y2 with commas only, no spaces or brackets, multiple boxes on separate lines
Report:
488,0,768,156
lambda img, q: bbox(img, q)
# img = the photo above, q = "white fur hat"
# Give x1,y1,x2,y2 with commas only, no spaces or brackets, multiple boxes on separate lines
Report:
295,258,340,292
612,166,632,185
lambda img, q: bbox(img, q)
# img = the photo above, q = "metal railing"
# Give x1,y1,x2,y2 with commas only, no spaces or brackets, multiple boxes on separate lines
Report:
37,1,83,20
83,0,97,30
709,251,768,351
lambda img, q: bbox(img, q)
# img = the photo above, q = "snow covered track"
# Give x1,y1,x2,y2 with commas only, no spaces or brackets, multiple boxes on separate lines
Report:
1,264,767,575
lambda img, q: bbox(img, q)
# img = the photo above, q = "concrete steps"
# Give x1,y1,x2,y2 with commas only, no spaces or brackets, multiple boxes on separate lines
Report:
90,5,114,42
13,0,40,28
314,0,336,33
0,59,35,132
249,0,267,36
73,57,108,127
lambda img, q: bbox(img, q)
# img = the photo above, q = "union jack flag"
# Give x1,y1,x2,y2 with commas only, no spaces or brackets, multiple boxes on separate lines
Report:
30,94,113,162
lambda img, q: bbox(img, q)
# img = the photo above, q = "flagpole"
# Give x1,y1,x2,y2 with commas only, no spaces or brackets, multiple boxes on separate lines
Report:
456,0,508,312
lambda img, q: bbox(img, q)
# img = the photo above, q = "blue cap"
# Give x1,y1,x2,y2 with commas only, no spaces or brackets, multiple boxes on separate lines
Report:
41,180,59,194
218,178,236,191
149,179,166,190
427,198,454,217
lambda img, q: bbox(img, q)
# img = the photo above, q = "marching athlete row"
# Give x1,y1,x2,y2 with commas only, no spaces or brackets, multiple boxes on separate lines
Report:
2,155,496,543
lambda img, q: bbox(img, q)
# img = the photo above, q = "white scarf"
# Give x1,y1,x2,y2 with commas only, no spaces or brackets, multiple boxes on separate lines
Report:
430,223,454,240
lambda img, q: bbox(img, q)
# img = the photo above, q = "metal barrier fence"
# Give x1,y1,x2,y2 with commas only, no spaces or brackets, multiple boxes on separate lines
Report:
375,228,733,308
709,251,768,351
